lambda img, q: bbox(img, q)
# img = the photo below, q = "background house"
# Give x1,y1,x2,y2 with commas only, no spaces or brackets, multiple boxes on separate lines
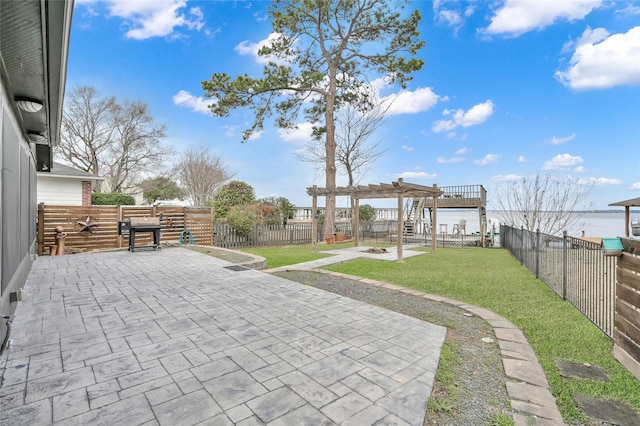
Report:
1,1,73,345
37,162,103,206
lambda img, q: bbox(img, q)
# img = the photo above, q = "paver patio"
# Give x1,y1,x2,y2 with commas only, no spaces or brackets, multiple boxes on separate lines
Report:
0,248,446,425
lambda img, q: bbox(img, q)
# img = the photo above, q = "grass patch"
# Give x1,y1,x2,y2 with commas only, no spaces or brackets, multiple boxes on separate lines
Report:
239,244,331,269
427,339,460,416
318,247,640,422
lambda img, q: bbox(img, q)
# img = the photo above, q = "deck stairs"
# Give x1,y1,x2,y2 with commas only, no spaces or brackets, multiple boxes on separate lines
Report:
403,198,425,236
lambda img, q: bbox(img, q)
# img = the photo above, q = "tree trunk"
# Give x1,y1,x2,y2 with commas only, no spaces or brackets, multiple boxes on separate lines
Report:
323,67,338,237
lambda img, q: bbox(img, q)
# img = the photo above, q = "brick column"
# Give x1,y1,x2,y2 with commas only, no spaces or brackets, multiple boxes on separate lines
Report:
82,181,92,206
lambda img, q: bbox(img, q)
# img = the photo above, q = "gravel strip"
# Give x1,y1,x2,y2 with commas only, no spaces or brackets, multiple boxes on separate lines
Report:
273,270,513,426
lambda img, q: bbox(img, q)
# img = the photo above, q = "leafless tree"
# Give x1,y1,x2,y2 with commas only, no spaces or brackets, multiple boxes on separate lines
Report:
57,86,171,193
297,101,387,188
492,173,593,236
102,101,170,193
57,86,116,189
173,147,234,206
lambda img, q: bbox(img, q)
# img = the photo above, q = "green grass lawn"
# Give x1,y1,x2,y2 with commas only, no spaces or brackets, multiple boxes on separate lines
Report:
246,245,640,423
240,244,332,269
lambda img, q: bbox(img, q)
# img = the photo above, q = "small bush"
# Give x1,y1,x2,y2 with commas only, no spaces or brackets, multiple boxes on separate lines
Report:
92,192,136,205
227,205,258,236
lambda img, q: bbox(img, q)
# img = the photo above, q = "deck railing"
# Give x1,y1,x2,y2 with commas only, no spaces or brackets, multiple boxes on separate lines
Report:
500,224,616,338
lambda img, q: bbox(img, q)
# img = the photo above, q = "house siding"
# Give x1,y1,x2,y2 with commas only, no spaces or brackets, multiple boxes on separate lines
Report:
1,81,36,343
38,176,84,206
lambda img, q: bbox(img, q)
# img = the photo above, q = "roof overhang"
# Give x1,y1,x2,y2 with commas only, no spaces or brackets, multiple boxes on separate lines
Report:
0,0,74,147
609,197,640,207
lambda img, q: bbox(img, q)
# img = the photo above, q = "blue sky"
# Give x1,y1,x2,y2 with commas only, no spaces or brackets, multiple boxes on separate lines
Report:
68,0,640,210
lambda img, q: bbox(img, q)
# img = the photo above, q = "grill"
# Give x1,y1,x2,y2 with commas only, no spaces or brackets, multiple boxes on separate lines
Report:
119,217,161,252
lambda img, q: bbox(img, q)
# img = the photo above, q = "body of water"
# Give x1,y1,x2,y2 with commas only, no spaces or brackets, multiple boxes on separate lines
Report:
433,210,639,238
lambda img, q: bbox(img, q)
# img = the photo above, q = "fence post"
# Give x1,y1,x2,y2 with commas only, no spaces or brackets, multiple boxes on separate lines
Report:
37,203,45,255
562,230,568,300
519,226,524,265
535,228,540,278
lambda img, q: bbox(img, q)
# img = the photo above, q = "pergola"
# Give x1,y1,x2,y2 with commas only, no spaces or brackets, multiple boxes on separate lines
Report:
609,197,640,237
307,178,444,262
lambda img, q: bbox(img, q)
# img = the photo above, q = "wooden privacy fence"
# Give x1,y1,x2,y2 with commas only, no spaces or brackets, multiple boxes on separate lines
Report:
614,238,640,380
37,204,214,255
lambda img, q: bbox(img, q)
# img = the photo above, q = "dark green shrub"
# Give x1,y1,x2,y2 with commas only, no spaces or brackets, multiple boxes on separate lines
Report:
91,192,136,205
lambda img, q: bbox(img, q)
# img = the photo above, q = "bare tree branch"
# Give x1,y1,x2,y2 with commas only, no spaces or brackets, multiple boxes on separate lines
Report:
492,174,594,236
173,147,234,206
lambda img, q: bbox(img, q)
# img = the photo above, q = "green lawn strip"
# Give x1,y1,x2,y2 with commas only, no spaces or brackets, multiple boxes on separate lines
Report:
240,244,331,269
317,247,640,422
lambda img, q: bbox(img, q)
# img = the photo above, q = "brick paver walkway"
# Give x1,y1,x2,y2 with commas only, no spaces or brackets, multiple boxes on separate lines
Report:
0,248,445,425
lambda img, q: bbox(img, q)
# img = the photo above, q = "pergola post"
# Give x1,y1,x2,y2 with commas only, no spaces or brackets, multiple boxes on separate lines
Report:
354,197,360,246
432,185,438,252
312,189,318,253
397,194,403,262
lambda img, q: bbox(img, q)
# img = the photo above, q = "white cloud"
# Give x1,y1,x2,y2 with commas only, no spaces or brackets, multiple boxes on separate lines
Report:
492,174,523,182
474,154,501,166
94,0,205,40
433,1,476,31
223,125,238,138
246,130,263,141
577,177,622,186
482,0,601,37
395,171,438,180
631,181,640,189
402,145,414,151
517,156,527,162
437,157,465,164
455,147,471,155
277,123,315,142
432,100,494,133
555,26,640,90
542,153,584,171
172,90,211,114
382,87,441,115
547,133,576,145
438,10,462,27
573,166,589,173
235,32,291,65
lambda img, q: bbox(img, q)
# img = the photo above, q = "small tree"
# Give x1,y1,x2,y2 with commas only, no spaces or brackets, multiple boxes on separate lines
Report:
359,204,376,234
173,147,234,206
212,181,256,219
493,173,593,236
140,176,185,204
276,197,296,227
201,0,424,236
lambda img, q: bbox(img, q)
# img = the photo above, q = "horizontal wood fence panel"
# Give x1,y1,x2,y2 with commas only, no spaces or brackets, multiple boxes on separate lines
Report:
614,238,640,381
616,332,640,364
617,283,640,309
38,204,214,255
619,253,640,275
622,238,640,255
618,267,640,292
616,307,640,344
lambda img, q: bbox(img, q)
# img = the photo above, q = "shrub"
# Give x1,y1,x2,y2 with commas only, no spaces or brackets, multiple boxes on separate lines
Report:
92,192,136,205
227,205,258,236
212,181,256,218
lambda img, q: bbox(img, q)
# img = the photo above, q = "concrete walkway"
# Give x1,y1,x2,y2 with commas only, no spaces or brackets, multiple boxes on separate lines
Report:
1,248,446,425
270,246,565,426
